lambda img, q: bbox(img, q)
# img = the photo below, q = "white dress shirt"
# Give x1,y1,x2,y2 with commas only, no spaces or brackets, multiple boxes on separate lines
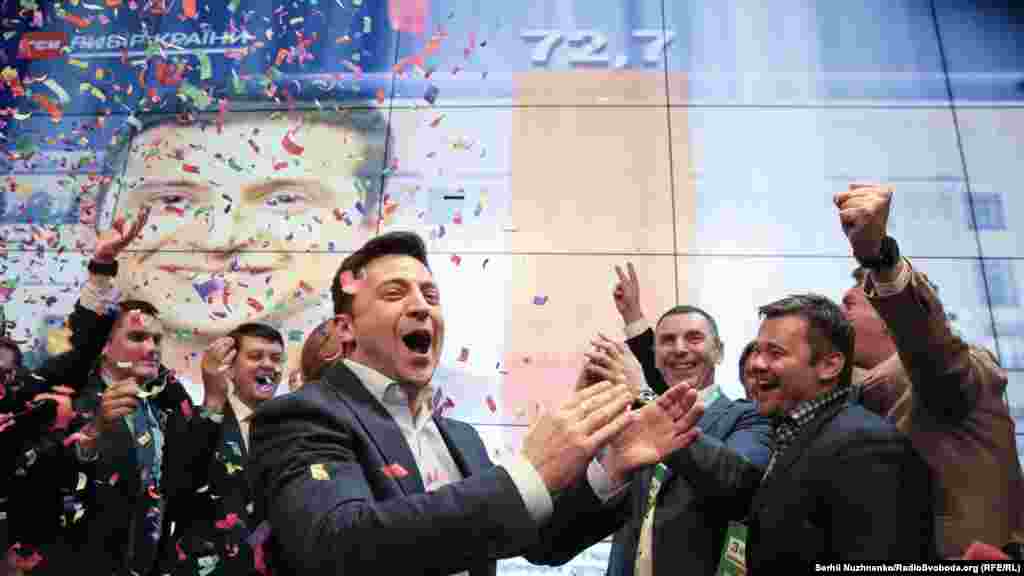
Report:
228,391,255,455
343,359,553,574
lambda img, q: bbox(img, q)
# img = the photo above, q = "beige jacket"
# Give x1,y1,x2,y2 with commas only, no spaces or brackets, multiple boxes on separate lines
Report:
855,258,1024,558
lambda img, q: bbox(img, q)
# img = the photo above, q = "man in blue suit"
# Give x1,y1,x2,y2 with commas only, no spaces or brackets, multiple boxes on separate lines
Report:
248,232,706,576
526,264,772,576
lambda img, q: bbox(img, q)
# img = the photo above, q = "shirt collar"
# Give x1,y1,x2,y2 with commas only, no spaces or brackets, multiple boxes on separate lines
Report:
773,385,850,448
698,383,721,405
229,389,255,424
343,359,433,414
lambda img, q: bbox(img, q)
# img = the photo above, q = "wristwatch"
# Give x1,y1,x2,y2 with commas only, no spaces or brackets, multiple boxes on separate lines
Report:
855,236,899,271
632,389,657,410
87,258,119,277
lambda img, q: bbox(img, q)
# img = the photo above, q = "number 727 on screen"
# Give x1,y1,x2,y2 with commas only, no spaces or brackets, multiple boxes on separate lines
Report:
521,29,675,68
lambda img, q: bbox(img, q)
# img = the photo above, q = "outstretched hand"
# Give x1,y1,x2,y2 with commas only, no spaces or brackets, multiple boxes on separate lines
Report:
602,380,704,485
94,206,151,263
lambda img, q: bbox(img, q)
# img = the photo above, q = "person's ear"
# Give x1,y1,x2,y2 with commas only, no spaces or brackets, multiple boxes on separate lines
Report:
816,350,845,383
713,339,724,364
334,313,356,347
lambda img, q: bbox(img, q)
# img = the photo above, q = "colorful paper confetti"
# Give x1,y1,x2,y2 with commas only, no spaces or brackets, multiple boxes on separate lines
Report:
310,463,329,480
381,463,409,479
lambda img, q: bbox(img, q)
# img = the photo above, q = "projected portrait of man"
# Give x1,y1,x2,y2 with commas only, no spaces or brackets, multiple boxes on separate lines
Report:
94,102,388,392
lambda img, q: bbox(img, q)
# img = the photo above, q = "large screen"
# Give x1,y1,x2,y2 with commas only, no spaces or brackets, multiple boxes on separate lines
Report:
2,1,1022,572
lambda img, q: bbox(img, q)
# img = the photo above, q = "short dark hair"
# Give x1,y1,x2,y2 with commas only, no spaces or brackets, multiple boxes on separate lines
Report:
111,300,161,333
0,336,23,368
758,294,855,388
228,323,284,350
655,305,722,347
331,232,431,315
851,267,868,287
738,339,758,384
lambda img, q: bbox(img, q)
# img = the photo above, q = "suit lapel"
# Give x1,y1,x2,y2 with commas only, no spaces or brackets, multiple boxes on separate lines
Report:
325,363,425,495
433,416,484,477
659,395,731,485
753,399,846,513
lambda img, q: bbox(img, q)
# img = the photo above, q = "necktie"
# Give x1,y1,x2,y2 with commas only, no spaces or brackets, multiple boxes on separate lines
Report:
635,387,720,576
635,463,667,576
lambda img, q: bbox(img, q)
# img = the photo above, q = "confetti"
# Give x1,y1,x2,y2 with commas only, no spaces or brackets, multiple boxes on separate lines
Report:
180,399,192,419
76,472,87,491
109,472,119,486
246,297,264,312
182,0,197,18
182,164,200,174
375,87,386,104
215,513,240,530
80,82,106,101
225,462,243,475
533,295,548,305
450,255,461,266
310,463,329,480
381,463,408,479
486,395,497,413
42,78,71,104
247,520,272,547
137,379,166,399
193,277,223,301
339,270,363,295
423,84,439,104
281,131,304,155
198,53,212,80
61,13,92,28
458,347,469,362
429,114,445,128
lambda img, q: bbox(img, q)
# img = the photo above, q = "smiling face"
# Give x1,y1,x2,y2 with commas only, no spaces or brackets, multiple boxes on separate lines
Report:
231,335,285,407
104,310,164,382
653,312,721,391
338,254,444,387
112,111,377,335
750,314,844,418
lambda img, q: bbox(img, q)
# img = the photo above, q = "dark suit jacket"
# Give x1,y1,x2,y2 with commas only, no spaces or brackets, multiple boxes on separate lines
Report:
1,301,115,575
249,361,542,576
174,401,262,576
748,399,935,569
75,367,222,576
527,394,772,576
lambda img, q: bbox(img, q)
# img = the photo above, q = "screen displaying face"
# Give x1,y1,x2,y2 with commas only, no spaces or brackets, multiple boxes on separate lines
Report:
109,110,382,336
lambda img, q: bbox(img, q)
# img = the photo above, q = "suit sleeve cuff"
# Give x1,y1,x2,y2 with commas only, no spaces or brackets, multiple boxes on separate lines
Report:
624,318,650,340
503,454,553,525
79,273,119,314
867,258,911,298
587,458,631,503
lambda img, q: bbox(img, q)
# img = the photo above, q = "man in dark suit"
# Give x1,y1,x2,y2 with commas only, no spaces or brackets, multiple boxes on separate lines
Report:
71,299,229,576
526,294,772,576
1,207,150,576
174,322,285,576
249,231,705,576
745,293,935,568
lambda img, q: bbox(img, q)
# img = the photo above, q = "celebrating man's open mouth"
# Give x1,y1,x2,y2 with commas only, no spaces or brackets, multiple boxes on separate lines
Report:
401,329,433,357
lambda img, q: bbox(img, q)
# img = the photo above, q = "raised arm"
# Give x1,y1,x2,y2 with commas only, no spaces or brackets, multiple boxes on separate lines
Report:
612,262,668,394
251,380,638,575
836,184,1000,425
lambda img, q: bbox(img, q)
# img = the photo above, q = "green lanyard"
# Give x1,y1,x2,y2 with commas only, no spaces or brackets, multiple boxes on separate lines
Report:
644,385,719,519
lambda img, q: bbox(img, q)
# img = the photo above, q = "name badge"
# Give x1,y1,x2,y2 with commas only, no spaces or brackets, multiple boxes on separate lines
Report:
716,521,748,576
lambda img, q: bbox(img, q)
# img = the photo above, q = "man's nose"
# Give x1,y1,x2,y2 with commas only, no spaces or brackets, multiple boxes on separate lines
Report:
202,192,241,250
